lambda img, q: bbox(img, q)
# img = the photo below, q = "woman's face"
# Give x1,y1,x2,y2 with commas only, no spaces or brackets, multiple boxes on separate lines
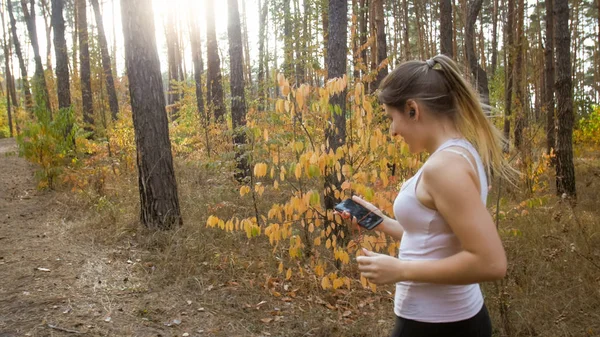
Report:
384,103,426,154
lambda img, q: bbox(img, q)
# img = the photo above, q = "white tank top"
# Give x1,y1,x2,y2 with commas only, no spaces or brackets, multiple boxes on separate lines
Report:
392,138,488,323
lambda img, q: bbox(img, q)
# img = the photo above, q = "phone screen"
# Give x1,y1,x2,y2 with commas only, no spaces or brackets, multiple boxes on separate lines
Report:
334,199,383,230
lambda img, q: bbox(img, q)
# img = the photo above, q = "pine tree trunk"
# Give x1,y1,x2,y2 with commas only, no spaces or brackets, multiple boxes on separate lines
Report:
402,0,411,60
121,0,183,229
1,8,13,136
228,0,249,180
188,0,209,157
513,0,524,149
52,0,71,110
91,0,119,121
359,0,368,68
76,0,94,130
21,0,52,115
322,0,328,72
241,0,252,88
283,0,293,80
257,0,268,110
40,0,52,72
7,0,32,113
72,0,78,79
554,0,576,199
440,0,453,57
503,0,515,151
206,0,226,122
324,0,347,231
370,0,387,91
465,0,490,106
166,7,180,116
490,0,498,75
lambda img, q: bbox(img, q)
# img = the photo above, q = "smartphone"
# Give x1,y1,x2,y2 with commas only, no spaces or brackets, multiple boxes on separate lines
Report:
334,198,383,230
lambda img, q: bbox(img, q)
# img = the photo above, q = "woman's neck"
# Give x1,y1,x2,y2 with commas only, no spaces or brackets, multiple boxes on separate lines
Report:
424,123,463,154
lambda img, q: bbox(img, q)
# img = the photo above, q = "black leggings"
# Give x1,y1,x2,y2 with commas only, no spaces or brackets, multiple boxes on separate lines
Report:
390,304,492,337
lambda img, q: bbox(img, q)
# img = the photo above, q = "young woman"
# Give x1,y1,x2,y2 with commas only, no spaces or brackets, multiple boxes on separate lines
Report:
342,55,514,337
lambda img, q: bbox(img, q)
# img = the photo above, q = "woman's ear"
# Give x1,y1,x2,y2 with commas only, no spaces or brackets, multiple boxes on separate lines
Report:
406,100,420,120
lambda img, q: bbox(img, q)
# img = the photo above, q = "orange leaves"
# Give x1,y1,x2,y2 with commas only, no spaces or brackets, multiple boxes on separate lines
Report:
240,185,251,197
254,162,268,177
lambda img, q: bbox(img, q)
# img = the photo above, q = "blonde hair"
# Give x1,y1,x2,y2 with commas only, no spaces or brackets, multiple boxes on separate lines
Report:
378,54,515,182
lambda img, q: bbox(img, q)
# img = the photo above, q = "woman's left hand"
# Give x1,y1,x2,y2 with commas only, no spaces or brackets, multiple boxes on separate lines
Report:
356,248,405,284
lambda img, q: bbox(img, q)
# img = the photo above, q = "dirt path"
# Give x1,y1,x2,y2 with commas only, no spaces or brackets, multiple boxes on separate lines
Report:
0,138,207,337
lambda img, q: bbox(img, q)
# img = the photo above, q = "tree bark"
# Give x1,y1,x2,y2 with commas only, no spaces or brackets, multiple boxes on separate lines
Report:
554,0,576,199
21,0,52,115
206,0,226,122
465,0,490,106
370,0,387,91
503,0,515,151
513,0,524,148
40,0,52,72
490,0,499,75
283,0,293,80
7,0,32,112
188,1,205,119
1,5,13,136
359,0,368,69
257,0,268,110
228,0,249,180
440,0,453,57
324,0,347,234
402,0,410,60
166,6,181,116
121,0,183,229
76,0,94,129
52,0,71,110
91,0,119,121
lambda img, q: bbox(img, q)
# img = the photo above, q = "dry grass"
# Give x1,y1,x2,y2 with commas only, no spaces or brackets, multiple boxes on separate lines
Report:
61,149,600,336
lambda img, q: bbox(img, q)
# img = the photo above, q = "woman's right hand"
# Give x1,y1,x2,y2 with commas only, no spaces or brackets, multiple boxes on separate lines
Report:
335,195,386,231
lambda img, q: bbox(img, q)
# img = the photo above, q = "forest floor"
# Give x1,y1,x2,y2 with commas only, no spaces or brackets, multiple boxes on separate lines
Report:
0,137,238,337
1,136,600,337
0,137,394,337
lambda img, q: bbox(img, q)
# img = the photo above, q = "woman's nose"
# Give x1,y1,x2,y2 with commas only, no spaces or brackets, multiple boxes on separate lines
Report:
390,124,397,137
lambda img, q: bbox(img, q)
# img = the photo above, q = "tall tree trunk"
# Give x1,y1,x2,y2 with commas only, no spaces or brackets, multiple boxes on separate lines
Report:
257,0,268,110
370,0,387,91
324,0,347,235
228,0,249,180
359,0,368,69
52,0,71,110
206,0,225,122
554,0,576,199
121,0,182,229
91,0,119,121
40,0,52,72
402,0,411,60
490,0,499,75
352,0,360,79
241,0,252,88
72,0,78,79
188,0,205,119
1,5,13,136
76,0,94,130
513,0,524,149
283,0,293,80
322,0,328,71
21,0,52,115
440,0,453,57
7,0,32,112
503,0,515,151
166,6,181,116
188,0,209,156
465,0,490,106
452,0,458,58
